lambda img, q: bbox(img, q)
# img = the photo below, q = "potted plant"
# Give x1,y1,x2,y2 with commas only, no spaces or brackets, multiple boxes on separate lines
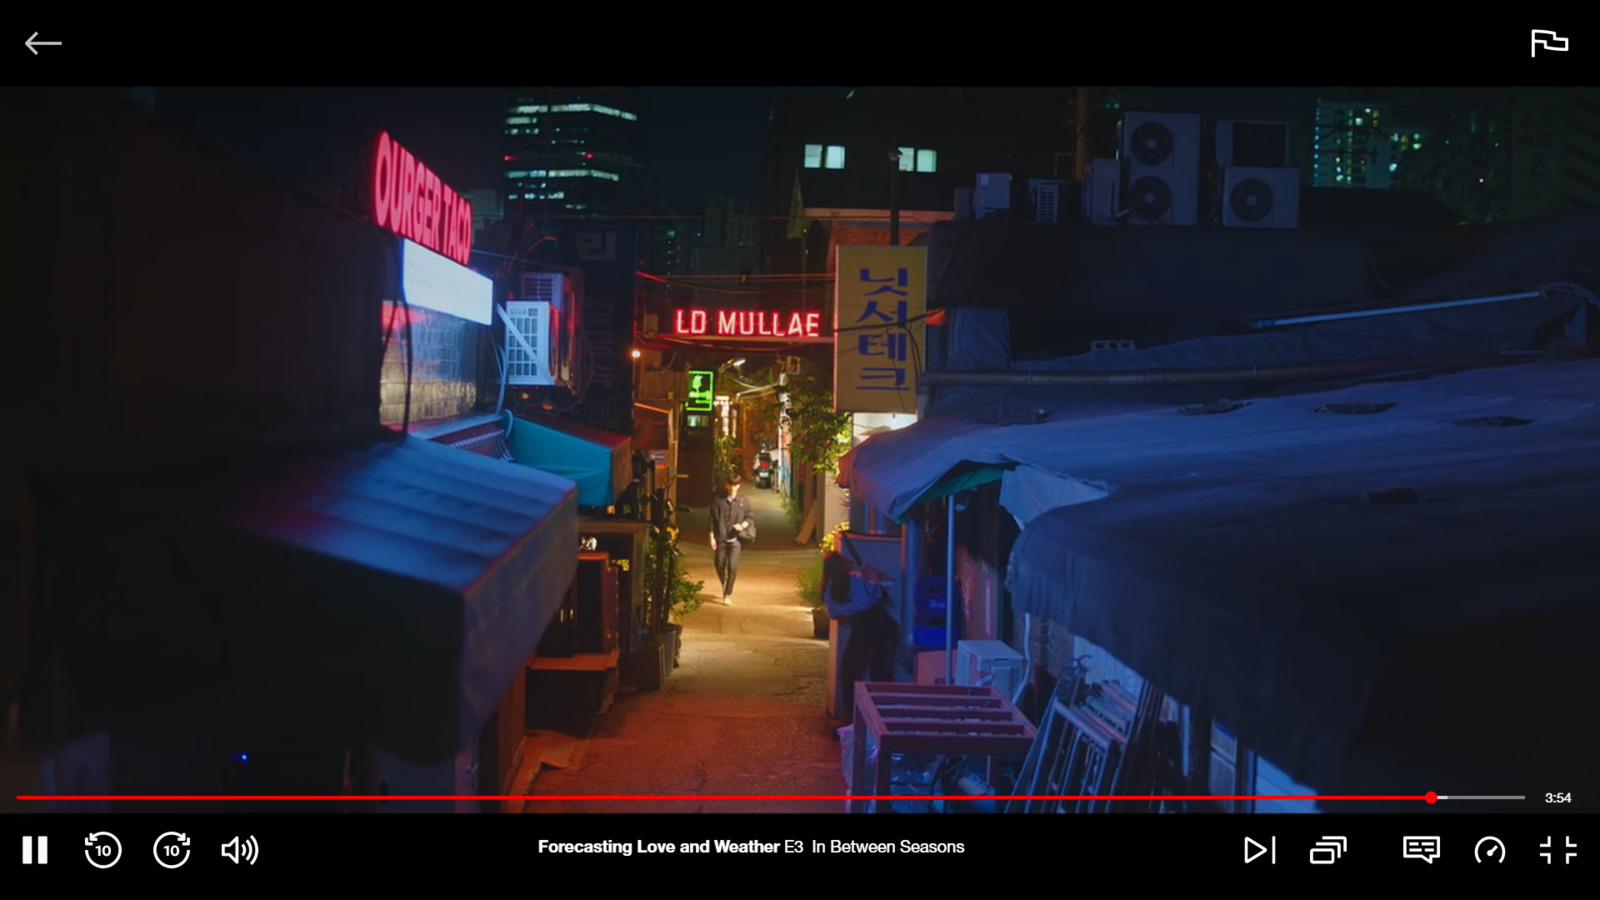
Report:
642,525,704,675
665,552,704,669
798,555,828,638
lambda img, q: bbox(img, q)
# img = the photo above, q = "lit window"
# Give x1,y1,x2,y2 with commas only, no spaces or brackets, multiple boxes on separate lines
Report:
513,105,548,114
1355,117,1363,126
506,116,532,125
898,147,915,171
1389,163,1399,172
803,144,823,168
505,170,529,178
544,102,637,121
916,149,936,172
824,145,845,169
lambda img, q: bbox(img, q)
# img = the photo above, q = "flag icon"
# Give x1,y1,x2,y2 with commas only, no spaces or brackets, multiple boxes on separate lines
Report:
1531,30,1569,56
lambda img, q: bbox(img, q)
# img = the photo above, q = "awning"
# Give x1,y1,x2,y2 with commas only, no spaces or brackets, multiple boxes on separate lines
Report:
43,436,578,763
999,359,1600,796
887,463,1005,520
410,413,514,461
507,413,631,508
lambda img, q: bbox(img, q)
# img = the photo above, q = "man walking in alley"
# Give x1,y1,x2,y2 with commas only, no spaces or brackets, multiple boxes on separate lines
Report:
709,475,755,605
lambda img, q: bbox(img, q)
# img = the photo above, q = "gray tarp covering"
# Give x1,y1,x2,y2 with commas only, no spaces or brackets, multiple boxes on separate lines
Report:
1004,359,1600,795
840,289,1595,521
837,293,1600,795
53,436,579,763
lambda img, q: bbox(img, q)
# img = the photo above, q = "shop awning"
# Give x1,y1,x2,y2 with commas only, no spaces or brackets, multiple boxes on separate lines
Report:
507,413,631,508
45,436,579,763
409,413,514,461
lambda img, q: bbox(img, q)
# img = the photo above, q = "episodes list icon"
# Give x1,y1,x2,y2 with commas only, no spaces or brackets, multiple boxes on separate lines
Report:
1310,837,1347,865
222,836,260,865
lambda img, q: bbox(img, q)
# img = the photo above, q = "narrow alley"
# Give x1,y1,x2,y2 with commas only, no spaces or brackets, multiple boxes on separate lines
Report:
513,485,844,813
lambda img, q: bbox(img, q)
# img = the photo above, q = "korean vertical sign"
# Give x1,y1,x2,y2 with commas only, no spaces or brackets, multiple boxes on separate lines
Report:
833,245,926,413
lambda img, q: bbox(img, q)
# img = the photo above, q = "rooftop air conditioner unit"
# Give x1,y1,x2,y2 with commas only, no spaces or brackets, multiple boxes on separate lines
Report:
954,640,1025,699
1215,121,1292,169
1029,179,1065,223
519,271,577,383
1082,159,1121,225
504,300,555,386
974,173,1011,219
520,271,564,309
1221,167,1301,229
1120,112,1202,226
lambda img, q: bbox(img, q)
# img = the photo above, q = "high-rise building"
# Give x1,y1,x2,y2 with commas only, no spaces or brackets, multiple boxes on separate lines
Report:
502,88,645,219
1311,101,1425,189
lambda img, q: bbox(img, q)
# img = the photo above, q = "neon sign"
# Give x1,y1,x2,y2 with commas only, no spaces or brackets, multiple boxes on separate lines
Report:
673,308,823,339
371,131,474,267
686,370,715,412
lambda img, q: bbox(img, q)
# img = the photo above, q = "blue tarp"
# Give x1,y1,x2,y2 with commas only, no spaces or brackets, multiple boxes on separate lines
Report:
507,414,631,508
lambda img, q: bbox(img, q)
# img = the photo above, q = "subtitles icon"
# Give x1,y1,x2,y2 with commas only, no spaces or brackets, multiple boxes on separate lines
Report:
1403,836,1442,863
1310,836,1347,865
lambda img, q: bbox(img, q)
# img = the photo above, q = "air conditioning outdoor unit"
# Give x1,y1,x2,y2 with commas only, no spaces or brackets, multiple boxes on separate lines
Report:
1029,179,1065,223
1082,159,1121,225
520,271,564,308
1120,111,1202,226
504,300,555,386
954,640,1025,699
1214,120,1292,169
974,172,1011,219
1221,167,1301,228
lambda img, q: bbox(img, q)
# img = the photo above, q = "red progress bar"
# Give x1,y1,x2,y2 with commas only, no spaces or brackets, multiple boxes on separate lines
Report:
17,794,1432,801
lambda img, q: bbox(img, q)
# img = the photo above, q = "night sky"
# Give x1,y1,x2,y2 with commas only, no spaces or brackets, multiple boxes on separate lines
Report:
156,87,850,212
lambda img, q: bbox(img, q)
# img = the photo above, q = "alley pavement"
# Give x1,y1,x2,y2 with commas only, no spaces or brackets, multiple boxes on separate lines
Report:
516,484,845,813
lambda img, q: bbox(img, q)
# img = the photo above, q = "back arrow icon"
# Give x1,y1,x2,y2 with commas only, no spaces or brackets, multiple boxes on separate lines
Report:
26,33,63,55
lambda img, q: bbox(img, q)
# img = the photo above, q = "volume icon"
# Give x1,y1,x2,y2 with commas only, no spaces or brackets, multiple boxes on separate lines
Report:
222,835,259,865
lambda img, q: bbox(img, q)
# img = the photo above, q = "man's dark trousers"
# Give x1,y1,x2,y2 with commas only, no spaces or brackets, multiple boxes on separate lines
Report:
715,540,742,597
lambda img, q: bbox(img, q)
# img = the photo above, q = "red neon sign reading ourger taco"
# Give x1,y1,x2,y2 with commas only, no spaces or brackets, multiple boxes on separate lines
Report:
370,131,474,267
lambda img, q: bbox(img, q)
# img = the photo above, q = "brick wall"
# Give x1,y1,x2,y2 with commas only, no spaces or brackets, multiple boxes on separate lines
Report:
380,304,482,427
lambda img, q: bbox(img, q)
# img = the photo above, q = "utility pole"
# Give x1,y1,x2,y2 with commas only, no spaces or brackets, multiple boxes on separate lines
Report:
888,149,902,246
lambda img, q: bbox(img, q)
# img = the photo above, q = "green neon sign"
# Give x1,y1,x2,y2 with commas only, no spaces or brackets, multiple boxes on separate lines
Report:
686,370,715,412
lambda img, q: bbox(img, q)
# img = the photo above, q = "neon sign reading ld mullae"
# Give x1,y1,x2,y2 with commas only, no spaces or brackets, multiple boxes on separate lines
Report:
673,308,824,340
371,131,474,267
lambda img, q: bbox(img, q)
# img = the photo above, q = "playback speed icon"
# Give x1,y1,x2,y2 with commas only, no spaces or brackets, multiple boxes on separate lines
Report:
222,835,260,865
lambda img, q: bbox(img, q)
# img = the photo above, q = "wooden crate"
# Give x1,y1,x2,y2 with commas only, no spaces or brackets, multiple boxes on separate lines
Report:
847,682,1036,813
